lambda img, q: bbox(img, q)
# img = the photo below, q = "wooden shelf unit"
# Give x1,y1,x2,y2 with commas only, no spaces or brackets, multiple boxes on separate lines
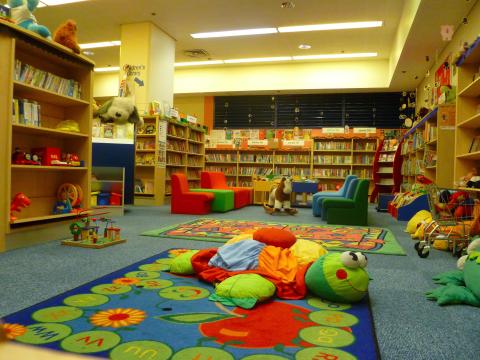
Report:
370,139,403,202
400,105,455,189
0,20,94,252
456,41,480,187
91,166,125,216
134,116,165,206
205,137,379,189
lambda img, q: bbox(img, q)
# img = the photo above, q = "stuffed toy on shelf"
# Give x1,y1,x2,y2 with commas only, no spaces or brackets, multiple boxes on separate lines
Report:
8,0,51,39
94,97,142,127
53,19,80,54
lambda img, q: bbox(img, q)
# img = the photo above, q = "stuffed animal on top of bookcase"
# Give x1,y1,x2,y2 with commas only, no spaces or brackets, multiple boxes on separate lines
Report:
8,0,51,39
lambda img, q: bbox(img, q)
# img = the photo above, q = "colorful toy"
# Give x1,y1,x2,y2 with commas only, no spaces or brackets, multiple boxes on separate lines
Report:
434,191,473,220
8,0,52,39
426,238,480,307
53,19,80,54
10,192,31,222
169,228,370,309
12,148,41,165
263,177,298,215
63,214,126,248
53,183,82,214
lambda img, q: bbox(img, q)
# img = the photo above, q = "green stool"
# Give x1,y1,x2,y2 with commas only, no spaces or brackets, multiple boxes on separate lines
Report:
191,189,234,212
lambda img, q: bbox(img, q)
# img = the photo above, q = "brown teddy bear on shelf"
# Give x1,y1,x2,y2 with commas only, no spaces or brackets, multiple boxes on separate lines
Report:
53,19,80,54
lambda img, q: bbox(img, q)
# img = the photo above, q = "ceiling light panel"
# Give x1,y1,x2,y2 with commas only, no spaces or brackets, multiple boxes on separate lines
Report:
293,52,378,60
175,60,225,67
38,0,87,7
94,67,120,72
278,21,383,33
224,57,292,64
191,28,277,39
79,41,121,49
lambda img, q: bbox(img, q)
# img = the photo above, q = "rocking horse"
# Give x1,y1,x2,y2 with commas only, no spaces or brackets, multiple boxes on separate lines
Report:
263,177,298,215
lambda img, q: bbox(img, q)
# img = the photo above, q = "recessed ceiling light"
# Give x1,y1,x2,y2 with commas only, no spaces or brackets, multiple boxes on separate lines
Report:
298,44,311,50
79,41,121,49
94,66,120,72
191,28,277,39
175,60,225,67
292,52,378,60
38,0,87,7
278,21,383,33
224,56,292,64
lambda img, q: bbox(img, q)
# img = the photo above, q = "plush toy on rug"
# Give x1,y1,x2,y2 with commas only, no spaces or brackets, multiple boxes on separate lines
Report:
94,97,143,127
169,228,370,309
8,0,51,39
263,177,298,215
426,238,480,307
53,19,80,54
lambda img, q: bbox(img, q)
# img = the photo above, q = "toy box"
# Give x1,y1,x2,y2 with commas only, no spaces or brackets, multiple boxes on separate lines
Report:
97,192,111,206
110,192,122,206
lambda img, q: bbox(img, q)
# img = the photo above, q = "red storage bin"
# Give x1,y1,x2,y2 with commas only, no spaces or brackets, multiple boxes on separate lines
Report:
110,192,122,206
31,147,62,166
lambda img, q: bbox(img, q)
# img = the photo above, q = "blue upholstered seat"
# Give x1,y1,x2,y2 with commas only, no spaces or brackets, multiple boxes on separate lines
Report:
321,178,359,220
312,175,357,217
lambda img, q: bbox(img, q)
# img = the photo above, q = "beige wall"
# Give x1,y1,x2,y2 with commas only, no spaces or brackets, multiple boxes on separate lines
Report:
173,95,205,124
416,1,480,110
93,73,119,98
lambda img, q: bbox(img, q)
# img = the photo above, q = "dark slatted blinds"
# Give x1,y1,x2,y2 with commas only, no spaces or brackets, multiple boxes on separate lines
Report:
214,92,404,129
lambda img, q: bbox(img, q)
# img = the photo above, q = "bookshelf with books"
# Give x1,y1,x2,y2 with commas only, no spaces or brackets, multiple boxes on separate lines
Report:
370,138,403,202
186,124,206,189
455,39,480,190
0,20,94,252
134,116,165,205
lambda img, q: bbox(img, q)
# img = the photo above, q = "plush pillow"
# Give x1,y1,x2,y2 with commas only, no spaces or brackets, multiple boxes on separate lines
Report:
253,228,296,248
169,250,199,274
406,210,432,234
291,239,328,265
213,273,276,309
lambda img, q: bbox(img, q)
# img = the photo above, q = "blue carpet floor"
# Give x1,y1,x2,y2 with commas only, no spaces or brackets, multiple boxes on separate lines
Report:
1,205,479,360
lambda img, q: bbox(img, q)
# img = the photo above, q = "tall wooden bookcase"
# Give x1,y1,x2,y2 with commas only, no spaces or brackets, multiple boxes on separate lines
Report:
0,20,93,252
455,39,480,193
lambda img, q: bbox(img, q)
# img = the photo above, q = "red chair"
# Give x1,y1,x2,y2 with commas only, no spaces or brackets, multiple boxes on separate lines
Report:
200,171,252,209
171,173,214,214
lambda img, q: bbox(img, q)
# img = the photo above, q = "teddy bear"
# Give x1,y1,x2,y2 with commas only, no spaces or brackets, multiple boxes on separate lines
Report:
8,0,51,39
53,19,80,54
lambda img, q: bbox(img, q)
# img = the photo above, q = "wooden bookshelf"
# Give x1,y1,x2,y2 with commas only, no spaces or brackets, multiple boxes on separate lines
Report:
134,116,165,206
455,39,480,190
0,20,93,252
370,138,403,202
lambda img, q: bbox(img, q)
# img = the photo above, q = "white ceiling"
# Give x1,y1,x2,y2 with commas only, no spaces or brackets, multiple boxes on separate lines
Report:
35,0,477,91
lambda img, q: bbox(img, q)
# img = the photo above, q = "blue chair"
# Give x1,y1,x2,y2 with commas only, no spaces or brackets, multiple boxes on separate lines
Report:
322,178,359,220
312,175,357,217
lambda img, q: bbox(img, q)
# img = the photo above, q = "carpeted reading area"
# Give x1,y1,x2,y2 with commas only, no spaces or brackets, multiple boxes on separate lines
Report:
142,218,405,255
3,249,379,359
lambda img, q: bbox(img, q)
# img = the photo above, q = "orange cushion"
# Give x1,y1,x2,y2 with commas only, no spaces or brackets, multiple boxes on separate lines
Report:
253,228,297,248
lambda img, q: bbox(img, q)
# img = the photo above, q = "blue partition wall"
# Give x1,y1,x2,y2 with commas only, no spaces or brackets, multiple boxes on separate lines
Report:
92,143,135,204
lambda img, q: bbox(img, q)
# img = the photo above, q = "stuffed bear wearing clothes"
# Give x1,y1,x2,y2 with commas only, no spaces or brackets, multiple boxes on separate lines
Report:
94,97,143,127
8,0,51,39
53,19,80,54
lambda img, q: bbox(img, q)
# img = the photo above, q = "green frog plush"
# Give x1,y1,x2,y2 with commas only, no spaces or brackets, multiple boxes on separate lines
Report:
426,239,480,307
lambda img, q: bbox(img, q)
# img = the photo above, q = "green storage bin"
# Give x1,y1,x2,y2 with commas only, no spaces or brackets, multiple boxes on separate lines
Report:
191,188,234,212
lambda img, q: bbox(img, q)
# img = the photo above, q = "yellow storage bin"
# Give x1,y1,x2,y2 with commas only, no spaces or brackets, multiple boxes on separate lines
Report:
91,191,100,207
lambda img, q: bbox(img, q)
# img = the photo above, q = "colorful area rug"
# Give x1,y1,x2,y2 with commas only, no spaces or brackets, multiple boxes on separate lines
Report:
142,218,405,255
3,249,379,360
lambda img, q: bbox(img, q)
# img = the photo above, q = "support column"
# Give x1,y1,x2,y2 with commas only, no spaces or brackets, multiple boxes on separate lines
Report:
120,22,175,206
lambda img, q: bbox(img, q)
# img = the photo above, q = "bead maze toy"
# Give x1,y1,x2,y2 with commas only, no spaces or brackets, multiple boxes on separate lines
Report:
61,211,126,249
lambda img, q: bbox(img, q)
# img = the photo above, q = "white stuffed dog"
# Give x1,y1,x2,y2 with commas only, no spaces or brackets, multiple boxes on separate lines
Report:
94,97,142,126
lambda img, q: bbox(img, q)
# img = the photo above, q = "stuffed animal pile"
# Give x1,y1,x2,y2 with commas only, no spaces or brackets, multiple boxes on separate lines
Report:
169,228,370,309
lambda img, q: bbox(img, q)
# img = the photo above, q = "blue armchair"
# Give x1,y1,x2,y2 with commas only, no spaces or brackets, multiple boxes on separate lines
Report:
312,175,357,217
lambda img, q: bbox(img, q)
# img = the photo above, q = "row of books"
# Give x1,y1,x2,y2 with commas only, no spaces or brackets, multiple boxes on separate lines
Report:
167,139,187,152
379,154,395,162
187,158,203,166
188,143,202,154
274,154,310,163
381,139,398,152
314,141,351,150
168,124,186,138
206,154,237,162
401,158,424,176
313,155,352,165
136,139,155,150
354,142,377,151
205,166,237,175
189,131,204,142
353,154,374,165
238,167,274,176
239,154,273,163
274,167,311,177
424,122,437,143
352,168,373,179
136,153,155,166
14,60,82,99
167,153,183,166
187,169,201,179
313,168,350,178
424,149,437,167
12,98,41,126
